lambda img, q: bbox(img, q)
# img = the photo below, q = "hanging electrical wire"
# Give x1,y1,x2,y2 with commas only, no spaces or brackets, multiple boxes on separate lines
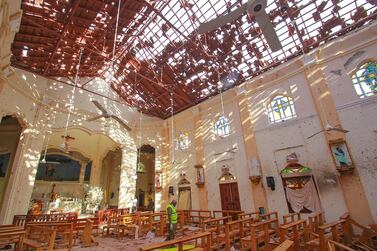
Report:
170,91,175,166
40,108,57,163
61,47,84,150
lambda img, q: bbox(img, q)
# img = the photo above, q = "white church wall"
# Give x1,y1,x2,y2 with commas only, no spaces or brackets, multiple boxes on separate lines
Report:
323,40,377,222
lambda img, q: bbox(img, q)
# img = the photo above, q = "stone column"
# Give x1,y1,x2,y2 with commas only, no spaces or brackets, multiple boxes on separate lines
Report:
302,55,374,225
89,158,102,187
0,104,49,224
79,160,87,184
236,87,269,212
118,145,137,209
193,107,208,210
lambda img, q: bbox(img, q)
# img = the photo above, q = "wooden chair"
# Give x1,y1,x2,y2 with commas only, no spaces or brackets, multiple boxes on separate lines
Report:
23,226,56,251
140,231,212,251
240,218,280,251
282,213,301,225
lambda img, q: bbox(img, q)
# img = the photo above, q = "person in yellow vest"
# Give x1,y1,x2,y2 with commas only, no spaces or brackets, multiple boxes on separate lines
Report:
165,198,178,241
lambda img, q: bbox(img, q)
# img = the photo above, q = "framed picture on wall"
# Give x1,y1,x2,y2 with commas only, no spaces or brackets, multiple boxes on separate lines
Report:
329,141,353,172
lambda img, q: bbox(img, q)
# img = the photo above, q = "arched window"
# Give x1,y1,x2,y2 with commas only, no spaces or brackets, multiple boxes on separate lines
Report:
267,95,296,123
177,132,189,150
214,116,230,137
352,61,377,98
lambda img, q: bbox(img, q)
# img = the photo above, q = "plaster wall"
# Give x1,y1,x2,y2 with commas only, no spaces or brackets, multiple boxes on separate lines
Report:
249,76,348,222
323,42,377,222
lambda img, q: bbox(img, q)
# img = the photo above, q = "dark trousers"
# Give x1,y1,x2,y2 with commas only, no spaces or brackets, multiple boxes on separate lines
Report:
165,223,177,241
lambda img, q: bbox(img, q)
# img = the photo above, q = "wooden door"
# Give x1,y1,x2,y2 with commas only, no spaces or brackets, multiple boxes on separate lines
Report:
219,182,241,211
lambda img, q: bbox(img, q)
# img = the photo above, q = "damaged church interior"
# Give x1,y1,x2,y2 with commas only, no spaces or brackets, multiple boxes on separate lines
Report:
0,0,377,250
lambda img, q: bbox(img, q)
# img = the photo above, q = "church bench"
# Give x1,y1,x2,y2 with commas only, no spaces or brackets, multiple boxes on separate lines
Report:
26,222,74,249
80,219,99,247
240,218,280,251
282,213,301,225
102,214,133,239
23,226,56,251
261,211,279,221
13,213,78,227
184,210,212,227
70,217,99,236
0,226,24,233
305,218,351,251
139,231,212,251
212,210,244,221
202,216,231,249
238,212,261,221
279,219,309,251
307,212,324,239
96,209,117,224
339,213,377,250
273,239,294,251
150,212,166,236
0,230,25,251
222,218,251,251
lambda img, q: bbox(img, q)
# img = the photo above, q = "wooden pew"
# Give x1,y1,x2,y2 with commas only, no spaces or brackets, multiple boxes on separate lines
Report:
140,231,212,251
213,210,244,221
202,216,231,249
305,218,351,251
262,211,279,221
223,218,250,251
185,210,212,227
80,219,99,247
23,226,56,251
13,213,78,227
283,213,301,225
70,217,99,239
0,230,25,251
240,218,280,251
340,213,377,250
274,239,294,251
150,212,165,236
279,219,309,251
26,222,74,249
238,212,261,222
307,212,324,239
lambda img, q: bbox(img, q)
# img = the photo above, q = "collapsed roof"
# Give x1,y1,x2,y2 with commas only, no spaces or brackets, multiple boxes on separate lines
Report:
11,0,377,118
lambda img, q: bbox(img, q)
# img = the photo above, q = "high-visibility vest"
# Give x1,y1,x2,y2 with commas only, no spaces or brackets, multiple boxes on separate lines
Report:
166,204,177,224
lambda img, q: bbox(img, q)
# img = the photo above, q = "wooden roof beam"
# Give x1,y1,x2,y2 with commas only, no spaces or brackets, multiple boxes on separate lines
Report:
43,0,81,74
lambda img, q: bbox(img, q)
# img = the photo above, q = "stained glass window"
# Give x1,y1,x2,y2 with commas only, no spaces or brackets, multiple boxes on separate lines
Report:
214,116,230,137
177,132,189,150
267,95,297,123
352,61,377,98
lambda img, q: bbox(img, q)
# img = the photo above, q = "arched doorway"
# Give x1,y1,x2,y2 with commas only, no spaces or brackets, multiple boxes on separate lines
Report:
136,145,155,211
218,165,241,211
0,116,22,209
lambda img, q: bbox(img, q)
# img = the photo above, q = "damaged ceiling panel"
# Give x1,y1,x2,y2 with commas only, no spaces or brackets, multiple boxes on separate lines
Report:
11,0,377,118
